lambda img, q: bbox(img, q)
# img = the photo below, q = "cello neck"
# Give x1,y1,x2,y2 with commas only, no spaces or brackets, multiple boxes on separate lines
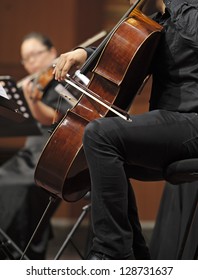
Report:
80,0,142,74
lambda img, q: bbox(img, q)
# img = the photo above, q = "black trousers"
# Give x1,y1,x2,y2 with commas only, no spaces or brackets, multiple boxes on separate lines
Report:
82,109,198,259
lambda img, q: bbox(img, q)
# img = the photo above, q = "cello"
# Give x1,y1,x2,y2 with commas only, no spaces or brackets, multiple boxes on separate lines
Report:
34,2,163,202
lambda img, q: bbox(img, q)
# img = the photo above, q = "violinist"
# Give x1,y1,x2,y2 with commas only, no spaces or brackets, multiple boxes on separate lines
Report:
53,0,198,259
0,32,71,259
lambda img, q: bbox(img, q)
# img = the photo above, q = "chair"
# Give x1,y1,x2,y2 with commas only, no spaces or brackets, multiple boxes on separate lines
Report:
164,159,198,184
164,158,198,260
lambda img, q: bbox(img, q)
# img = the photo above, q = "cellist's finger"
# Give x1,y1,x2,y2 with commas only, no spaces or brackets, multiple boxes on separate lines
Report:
53,53,68,80
59,61,73,81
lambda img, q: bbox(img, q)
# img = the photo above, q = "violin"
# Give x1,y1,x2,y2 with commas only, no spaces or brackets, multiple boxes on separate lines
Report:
34,1,163,202
17,64,53,92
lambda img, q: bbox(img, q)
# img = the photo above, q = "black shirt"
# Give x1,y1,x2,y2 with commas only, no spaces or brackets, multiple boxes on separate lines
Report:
150,0,198,112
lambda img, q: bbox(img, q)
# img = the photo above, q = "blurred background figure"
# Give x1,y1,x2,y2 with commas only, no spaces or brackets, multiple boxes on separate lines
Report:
0,32,71,259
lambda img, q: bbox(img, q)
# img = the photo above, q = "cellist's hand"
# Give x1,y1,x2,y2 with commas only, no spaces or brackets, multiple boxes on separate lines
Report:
53,48,88,81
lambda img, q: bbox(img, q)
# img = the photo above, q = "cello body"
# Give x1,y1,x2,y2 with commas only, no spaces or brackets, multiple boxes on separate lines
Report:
34,9,163,202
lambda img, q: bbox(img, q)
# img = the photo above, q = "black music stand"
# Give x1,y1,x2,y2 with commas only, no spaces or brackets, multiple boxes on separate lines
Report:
0,76,41,136
0,96,24,123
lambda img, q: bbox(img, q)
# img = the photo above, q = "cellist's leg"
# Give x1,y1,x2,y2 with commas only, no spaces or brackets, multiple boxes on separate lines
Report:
83,109,197,259
83,119,134,259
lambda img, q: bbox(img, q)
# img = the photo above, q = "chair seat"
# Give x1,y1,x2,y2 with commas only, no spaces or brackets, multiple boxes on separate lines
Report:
164,158,198,184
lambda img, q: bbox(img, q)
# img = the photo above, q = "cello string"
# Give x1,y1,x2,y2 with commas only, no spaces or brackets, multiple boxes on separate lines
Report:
68,74,131,120
58,1,142,122
80,0,142,75
54,1,142,113
50,31,108,126
65,75,131,121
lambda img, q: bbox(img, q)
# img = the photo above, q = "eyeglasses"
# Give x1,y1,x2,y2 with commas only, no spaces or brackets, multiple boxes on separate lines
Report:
21,49,48,64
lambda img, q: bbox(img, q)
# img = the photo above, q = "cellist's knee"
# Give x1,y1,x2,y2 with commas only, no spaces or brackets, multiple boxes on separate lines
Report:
83,118,109,150
83,120,100,146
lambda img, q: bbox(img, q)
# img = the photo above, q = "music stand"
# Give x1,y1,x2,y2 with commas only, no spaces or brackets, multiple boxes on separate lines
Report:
0,76,41,136
0,95,24,123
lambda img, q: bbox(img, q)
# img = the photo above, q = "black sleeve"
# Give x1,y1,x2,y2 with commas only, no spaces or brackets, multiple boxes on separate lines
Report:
84,46,97,58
